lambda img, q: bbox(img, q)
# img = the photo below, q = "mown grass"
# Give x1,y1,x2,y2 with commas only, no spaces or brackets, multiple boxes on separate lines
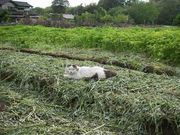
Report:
0,83,116,135
0,50,179,134
0,25,179,65
0,45,178,76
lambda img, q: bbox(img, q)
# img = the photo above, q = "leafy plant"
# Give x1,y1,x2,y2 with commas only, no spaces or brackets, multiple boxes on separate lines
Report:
0,25,179,64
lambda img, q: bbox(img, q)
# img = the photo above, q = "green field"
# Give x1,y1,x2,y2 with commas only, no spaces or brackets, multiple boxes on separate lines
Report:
0,25,179,64
0,25,180,135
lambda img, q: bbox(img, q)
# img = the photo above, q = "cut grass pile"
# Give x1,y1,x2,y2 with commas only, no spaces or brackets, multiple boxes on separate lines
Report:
0,83,115,135
0,46,177,76
0,25,179,65
0,50,180,134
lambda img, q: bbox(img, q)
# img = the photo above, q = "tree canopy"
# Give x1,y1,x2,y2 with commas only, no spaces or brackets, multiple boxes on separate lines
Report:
30,0,180,26
156,0,180,25
98,0,126,10
51,0,69,13
128,2,159,24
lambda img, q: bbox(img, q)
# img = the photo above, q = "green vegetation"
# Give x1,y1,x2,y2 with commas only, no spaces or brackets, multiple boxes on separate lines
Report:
173,14,180,26
26,0,180,27
0,24,179,134
128,2,159,24
0,25,179,65
155,0,180,25
51,0,69,13
0,9,9,23
0,50,180,134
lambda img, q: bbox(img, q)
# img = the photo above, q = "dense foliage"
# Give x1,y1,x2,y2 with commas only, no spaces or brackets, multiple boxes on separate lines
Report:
98,0,126,10
0,9,9,23
61,0,180,25
51,0,69,13
30,0,180,26
155,0,180,25
128,2,159,24
0,25,179,64
173,14,180,26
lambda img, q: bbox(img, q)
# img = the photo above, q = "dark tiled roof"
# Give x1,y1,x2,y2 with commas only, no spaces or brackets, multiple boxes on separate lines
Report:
0,0,10,5
11,1,32,7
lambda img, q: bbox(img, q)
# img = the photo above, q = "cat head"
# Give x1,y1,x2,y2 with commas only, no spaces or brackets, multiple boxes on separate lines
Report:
64,64,79,75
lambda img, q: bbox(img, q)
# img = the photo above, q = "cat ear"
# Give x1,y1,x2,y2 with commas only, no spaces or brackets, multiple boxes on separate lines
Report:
72,65,79,71
72,65,77,68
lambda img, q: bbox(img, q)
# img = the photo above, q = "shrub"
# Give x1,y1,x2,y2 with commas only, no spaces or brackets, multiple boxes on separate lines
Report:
112,14,128,24
0,9,9,23
173,14,180,26
75,12,97,26
100,14,113,23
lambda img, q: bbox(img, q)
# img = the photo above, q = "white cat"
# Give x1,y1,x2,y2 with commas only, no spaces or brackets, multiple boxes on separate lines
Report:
64,65,117,80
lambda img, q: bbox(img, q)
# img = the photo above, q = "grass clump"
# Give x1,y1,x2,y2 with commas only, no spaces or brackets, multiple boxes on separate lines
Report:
0,50,180,134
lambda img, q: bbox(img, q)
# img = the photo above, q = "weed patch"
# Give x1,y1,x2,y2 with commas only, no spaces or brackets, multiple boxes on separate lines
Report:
0,25,179,64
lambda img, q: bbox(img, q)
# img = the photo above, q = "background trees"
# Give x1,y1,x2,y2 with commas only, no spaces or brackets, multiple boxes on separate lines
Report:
155,0,180,25
30,0,180,26
0,10,9,23
128,2,159,24
51,0,69,13
173,14,180,26
98,0,126,10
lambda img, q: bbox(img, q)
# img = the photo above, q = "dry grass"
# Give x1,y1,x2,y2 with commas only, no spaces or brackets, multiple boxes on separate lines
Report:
0,47,177,76
0,50,180,134
0,83,116,135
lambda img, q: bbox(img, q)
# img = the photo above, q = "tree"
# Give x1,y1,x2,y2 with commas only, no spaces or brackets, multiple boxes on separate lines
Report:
51,0,69,13
173,14,180,26
0,9,9,23
108,7,128,24
128,2,159,24
108,6,126,16
67,4,84,15
83,3,98,14
98,0,126,10
154,0,180,25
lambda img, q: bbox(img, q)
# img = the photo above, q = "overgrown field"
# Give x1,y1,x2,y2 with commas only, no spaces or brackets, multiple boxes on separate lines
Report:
0,50,180,135
0,25,180,134
0,25,179,65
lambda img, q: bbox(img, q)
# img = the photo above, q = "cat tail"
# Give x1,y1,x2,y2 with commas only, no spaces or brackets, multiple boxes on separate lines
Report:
104,70,117,78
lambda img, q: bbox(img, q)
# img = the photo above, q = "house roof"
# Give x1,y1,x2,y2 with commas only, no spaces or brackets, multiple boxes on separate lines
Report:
63,14,74,19
11,1,32,7
0,0,10,5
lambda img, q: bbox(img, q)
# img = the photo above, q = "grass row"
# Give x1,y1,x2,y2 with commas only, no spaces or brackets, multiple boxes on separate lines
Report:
0,83,115,135
0,25,179,65
0,50,180,134
0,46,178,76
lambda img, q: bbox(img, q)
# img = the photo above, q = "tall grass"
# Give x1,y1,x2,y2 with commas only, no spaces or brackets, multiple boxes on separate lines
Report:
0,25,179,64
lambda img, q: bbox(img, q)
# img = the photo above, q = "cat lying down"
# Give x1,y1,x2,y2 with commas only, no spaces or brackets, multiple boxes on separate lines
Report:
64,65,117,80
